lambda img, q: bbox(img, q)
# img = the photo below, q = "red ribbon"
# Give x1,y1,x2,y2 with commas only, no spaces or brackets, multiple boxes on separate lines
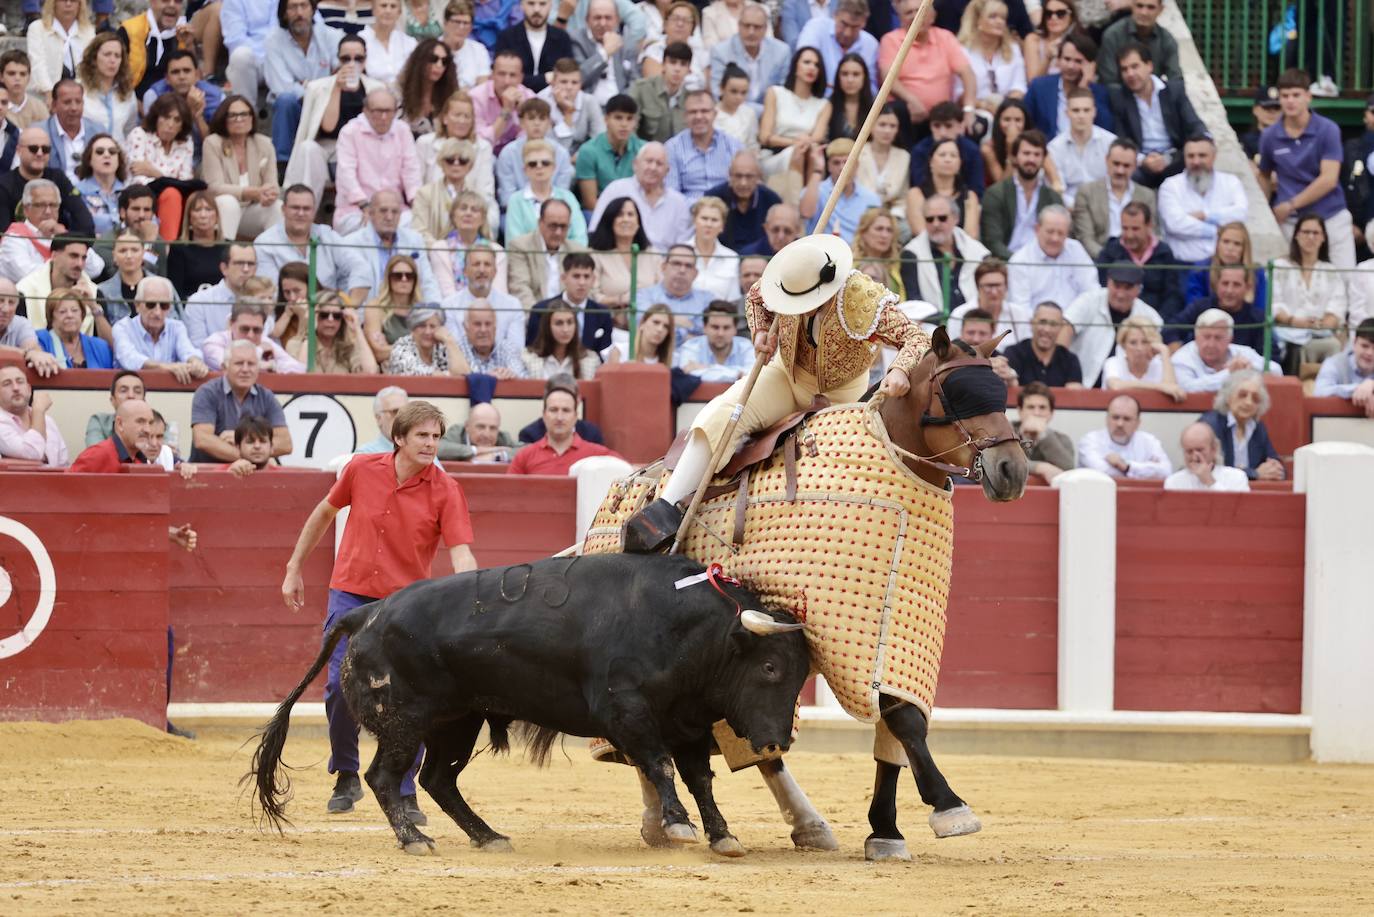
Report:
705,562,743,615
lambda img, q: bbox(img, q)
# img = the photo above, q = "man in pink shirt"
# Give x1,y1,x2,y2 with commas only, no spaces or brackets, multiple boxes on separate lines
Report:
0,365,67,466
468,49,534,155
332,88,422,234
879,0,978,137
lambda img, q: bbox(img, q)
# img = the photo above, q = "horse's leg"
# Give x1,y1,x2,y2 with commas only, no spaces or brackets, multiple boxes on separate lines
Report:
673,738,745,857
882,701,982,839
757,758,839,850
417,714,512,852
865,759,910,861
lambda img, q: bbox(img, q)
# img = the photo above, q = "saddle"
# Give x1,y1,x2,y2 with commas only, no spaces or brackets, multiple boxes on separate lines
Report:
664,396,830,479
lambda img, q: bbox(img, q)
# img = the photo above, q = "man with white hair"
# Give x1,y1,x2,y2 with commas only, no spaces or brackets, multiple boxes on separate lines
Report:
1077,393,1171,480
571,0,641,104
0,180,104,283
1156,136,1249,263
1164,422,1250,492
111,276,209,383
453,301,526,378
356,385,411,453
341,190,442,304
1171,308,1281,393
905,194,990,312
1007,205,1100,310
332,88,422,234
188,339,292,463
0,364,67,467
1060,265,1163,386
587,142,692,250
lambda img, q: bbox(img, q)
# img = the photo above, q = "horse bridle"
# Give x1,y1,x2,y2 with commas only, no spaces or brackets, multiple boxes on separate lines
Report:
897,357,1023,482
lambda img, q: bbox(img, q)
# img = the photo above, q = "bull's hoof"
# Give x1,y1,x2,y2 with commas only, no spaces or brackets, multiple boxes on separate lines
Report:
791,820,840,851
641,813,672,848
662,821,700,845
929,804,982,838
710,835,746,858
474,836,513,853
402,839,437,856
864,837,912,862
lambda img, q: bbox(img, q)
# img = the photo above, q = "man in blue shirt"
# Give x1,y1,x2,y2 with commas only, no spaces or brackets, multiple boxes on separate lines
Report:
356,386,411,453
265,0,344,166
635,244,715,330
795,0,881,94
188,339,292,463
802,137,881,243
675,300,756,382
664,91,741,203
111,276,209,383
1313,319,1374,411
221,0,277,105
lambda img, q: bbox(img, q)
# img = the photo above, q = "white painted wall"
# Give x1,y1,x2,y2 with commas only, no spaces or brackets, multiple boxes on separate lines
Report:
1052,469,1118,713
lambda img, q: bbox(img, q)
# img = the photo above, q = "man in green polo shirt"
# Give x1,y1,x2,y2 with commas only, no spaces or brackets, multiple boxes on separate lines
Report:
575,93,646,209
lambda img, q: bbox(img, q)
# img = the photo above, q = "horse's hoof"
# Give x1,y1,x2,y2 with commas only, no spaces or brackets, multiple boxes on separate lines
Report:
402,839,436,856
929,804,982,838
791,820,840,851
864,837,911,862
662,821,700,845
475,836,513,853
710,835,746,858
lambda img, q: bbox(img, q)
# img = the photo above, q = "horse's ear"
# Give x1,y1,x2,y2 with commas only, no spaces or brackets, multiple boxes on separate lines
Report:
977,330,1010,359
931,325,951,360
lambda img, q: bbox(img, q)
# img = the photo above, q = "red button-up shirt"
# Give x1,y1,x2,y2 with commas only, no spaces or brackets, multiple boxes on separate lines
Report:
327,452,474,599
507,434,621,476
67,435,147,473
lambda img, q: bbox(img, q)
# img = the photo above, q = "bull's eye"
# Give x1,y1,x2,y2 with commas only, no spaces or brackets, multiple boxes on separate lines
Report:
763,661,778,677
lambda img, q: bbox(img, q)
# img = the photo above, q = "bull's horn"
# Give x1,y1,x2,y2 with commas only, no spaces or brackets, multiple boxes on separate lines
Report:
740,609,805,635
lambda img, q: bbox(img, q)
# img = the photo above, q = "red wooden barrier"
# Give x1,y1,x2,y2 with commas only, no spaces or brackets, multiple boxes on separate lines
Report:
1,471,170,727
936,486,1060,709
1114,490,1305,713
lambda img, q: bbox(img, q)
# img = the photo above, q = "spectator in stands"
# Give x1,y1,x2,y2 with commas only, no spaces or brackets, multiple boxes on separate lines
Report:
1163,422,1250,492
283,35,387,202
957,0,1027,111
709,3,788,111
1271,213,1346,373
362,253,424,362
343,189,442,303
757,46,831,200
908,135,982,239
1008,204,1097,309
98,233,163,325
1102,316,1185,399
1016,382,1075,481
140,50,221,144
509,382,622,473
901,196,986,311
606,300,675,364
587,197,660,308
33,286,112,370
112,276,208,382
386,305,469,375
574,95,644,209
947,261,1028,353
981,130,1061,260
0,126,95,238
855,103,910,231
43,79,101,187
0,88,19,174
202,299,306,374
572,0,640,105
398,37,459,135
740,202,803,258
1,181,103,285
705,151,780,253
1022,0,1075,80
589,142,692,250
253,186,346,289
982,98,1028,185
26,2,95,97
630,40,691,142
1077,393,1171,479
356,385,411,453
442,0,494,89
506,139,587,242
1096,0,1183,87
519,372,606,442
1169,264,1267,354
685,196,740,299
540,59,602,157
956,308,995,345
102,185,164,268
1157,136,1248,265
15,235,104,337
453,300,526,375
803,138,881,242
1047,88,1115,209
637,244,715,330
416,139,497,245
1096,201,1184,321
264,0,344,167
852,207,909,297
508,198,589,308
333,88,422,233
362,0,420,86
527,251,612,352
1004,300,1084,387
642,3,708,94
222,0,275,104
76,35,136,144
222,415,275,478
1060,265,1161,386
439,400,518,462
0,364,67,467
828,53,876,145
665,91,741,203
675,299,754,382
183,242,258,347
0,278,60,377
267,262,311,354
433,190,508,297
188,339,291,463
798,0,879,95
1314,318,1374,413
881,0,976,140
1171,309,1281,394
69,397,155,473
1239,84,1280,167
1072,139,1154,258
202,95,283,243
494,98,574,207
164,191,226,303
73,133,126,239
126,92,200,244
523,300,602,379
286,290,380,374
1260,68,1355,270
1106,43,1203,189
494,0,573,93
1024,32,1112,142
442,243,524,355
733,255,766,312
1199,368,1285,481
1,51,49,132
84,369,143,446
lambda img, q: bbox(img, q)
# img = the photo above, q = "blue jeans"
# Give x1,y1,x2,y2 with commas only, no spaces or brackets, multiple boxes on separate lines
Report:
324,589,421,796
271,87,305,163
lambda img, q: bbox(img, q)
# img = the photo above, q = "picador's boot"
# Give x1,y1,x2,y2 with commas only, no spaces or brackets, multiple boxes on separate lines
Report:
623,498,685,553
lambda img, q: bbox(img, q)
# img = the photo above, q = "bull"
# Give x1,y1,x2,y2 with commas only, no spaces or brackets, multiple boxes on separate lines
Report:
247,554,810,856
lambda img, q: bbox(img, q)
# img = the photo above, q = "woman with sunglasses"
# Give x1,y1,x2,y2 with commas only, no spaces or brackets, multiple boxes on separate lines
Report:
398,37,457,136
75,132,126,237
416,91,495,201
286,290,381,374
35,287,114,369
363,253,424,363
522,300,600,381
77,32,137,142
202,93,283,241
166,190,226,301
412,136,498,245
125,91,202,243
1024,0,1077,80
431,187,509,298
505,139,588,243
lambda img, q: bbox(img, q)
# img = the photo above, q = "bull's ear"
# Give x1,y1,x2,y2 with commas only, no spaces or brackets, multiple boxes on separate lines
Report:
931,325,951,361
978,330,1010,359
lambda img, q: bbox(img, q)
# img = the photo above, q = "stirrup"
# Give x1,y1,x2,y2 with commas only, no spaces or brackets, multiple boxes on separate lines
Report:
623,498,685,553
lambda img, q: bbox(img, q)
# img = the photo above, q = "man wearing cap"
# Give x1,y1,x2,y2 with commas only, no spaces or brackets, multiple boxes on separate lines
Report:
801,138,882,244
1239,85,1281,168
624,235,930,552
1060,264,1163,387
1170,308,1281,393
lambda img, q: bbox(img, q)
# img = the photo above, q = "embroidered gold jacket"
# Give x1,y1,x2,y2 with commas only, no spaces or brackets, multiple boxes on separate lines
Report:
745,270,931,392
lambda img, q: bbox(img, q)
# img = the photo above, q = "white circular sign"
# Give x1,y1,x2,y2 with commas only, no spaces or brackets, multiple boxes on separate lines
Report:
0,516,58,660
279,393,358,468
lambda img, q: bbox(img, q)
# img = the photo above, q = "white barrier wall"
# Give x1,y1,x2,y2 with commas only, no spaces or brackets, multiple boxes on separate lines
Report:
1053,470,1118,713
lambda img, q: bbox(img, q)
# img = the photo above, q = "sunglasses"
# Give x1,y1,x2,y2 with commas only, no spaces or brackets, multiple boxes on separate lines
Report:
26,144,52,154
442,155,472,165
431,54,450,65
928,213,952,223
339,54,365,63
1045,7,1071,17
525,159,552,168
144,301,174,311
91,145,119,155
390,270,416,280
317,311,343,320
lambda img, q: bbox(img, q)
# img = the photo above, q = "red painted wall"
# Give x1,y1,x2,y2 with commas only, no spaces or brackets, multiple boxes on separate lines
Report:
1114,490,1306,713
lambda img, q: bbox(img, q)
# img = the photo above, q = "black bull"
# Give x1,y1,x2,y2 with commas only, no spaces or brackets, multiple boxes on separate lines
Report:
247,554,810,855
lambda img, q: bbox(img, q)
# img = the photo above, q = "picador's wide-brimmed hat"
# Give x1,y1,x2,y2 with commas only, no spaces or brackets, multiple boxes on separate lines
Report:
759,235,853,315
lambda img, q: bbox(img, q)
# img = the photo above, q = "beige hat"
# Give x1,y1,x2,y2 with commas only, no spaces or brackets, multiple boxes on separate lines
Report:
758,234,853,315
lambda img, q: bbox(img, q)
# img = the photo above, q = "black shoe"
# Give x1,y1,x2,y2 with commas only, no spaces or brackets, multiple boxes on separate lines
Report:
402,794,428,826
624,498,685,553
327,772,365,814
166,721,196,740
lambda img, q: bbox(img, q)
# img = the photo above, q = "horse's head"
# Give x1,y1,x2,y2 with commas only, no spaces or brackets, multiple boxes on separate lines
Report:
898,327,1028,502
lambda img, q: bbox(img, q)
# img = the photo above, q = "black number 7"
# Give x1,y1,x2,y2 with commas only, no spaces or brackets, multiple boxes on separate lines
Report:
300,412,328,457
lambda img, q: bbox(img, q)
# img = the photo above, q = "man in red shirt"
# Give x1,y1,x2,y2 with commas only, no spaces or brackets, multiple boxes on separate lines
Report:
68,398,154,472
508,386,622,475
281,401,477,820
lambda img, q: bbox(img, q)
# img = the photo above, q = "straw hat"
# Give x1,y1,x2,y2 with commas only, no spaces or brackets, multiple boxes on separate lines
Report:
758,235,853,315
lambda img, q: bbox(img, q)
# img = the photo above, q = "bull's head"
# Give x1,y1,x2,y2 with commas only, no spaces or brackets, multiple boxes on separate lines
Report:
723,609,811,756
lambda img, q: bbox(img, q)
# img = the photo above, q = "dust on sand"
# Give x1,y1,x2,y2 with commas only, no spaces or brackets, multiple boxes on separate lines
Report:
1,719,1371,916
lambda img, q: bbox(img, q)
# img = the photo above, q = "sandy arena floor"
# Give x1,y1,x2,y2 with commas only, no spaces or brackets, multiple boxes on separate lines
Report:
0,719,1371,915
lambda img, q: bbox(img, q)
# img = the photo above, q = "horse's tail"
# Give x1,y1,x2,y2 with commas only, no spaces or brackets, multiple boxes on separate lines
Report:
242,602,375,832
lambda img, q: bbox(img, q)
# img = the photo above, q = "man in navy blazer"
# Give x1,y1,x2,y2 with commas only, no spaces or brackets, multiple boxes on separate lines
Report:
1024,32,1113,141
524,251,614,353
1107,42,1206,188
494,0,575,93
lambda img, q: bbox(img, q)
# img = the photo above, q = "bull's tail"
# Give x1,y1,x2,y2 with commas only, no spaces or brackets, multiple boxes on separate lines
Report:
512,721,562,767
242,602,377,832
